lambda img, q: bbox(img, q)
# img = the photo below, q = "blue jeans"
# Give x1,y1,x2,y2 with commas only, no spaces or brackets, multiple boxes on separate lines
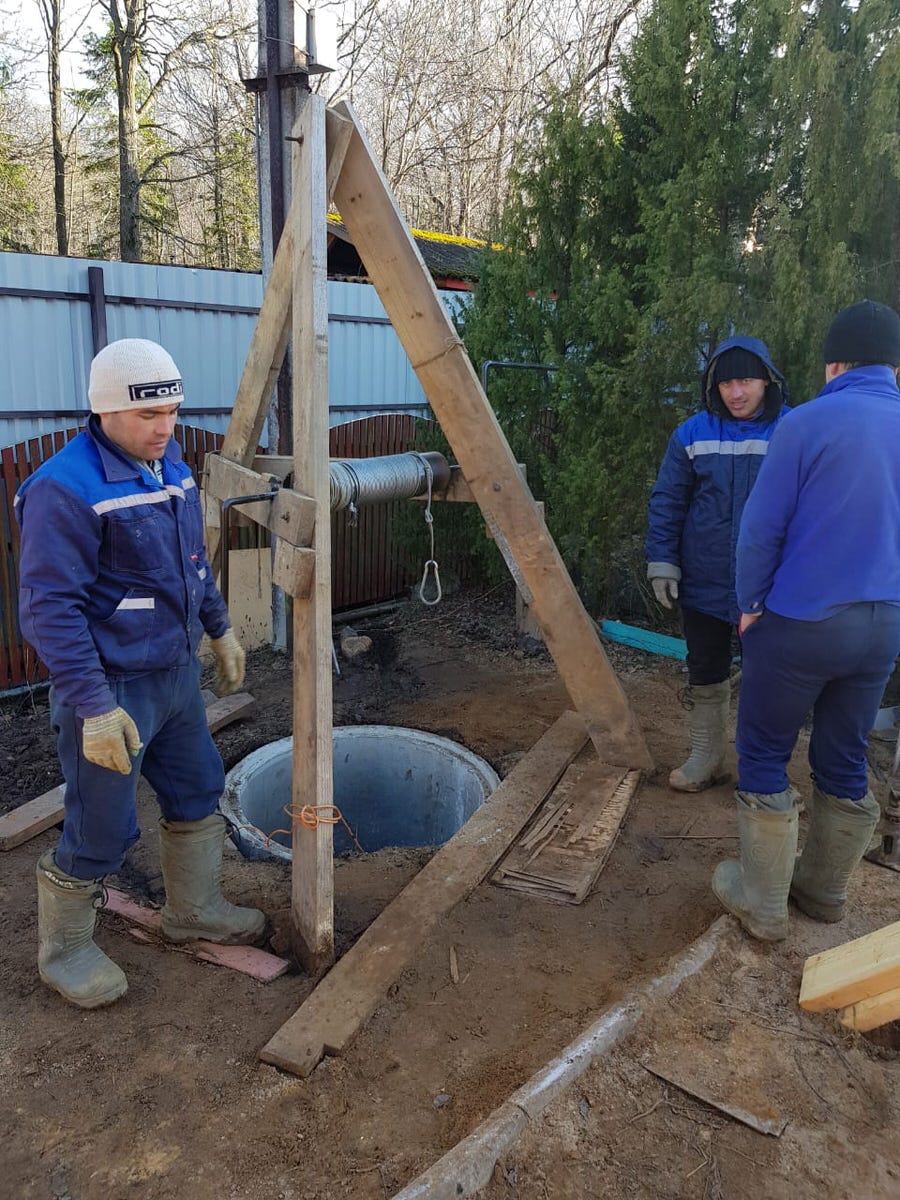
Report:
737,603,900,799
51,660,225,878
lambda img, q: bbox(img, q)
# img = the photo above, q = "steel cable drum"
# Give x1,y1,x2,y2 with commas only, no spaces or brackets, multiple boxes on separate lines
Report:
329,451,450,511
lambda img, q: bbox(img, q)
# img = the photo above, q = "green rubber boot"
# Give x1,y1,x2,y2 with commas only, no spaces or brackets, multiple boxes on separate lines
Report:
36,851,128,1009
669,681,731,792
790,786,880,923
159,813,266,945
712,789,799,941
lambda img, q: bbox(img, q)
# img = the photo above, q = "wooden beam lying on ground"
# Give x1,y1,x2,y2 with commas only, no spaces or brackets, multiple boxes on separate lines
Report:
0,784,66,852
840,984,900,1032
258,710,590,1077
331,100,651,771
0,692,257,851
800,919,900,1012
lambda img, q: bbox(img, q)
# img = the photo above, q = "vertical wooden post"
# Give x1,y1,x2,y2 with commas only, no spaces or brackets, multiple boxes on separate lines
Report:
290,94,335,973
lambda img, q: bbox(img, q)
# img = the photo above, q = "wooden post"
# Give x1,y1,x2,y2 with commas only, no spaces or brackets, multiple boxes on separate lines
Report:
290,95,334,973
331,101,651,770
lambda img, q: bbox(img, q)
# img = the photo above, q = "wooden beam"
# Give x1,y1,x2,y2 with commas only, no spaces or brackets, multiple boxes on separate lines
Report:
800,920,900,1012
290,96,335,975
272,542,316,599
840,984,900,1032
331,101,651,771
205,455,316,552
258,710,590,1076
324,107,354,206
207,113,352,569
0,784,65,851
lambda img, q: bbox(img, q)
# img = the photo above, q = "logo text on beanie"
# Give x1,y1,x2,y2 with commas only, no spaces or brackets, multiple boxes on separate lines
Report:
128,378,184,403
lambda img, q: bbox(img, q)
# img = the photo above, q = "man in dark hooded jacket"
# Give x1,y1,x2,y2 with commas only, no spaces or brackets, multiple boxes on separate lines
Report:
646,337,790,792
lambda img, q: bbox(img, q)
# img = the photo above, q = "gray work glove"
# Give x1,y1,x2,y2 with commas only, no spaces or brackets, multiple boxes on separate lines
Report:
647,562,681,610
210,627,245,695
82,707,143,775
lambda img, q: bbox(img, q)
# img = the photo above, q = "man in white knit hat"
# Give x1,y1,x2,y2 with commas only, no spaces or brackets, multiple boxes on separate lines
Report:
15,338,265,1010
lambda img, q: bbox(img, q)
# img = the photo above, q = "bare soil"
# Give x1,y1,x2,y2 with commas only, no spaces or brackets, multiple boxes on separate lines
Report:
1,586,897,1200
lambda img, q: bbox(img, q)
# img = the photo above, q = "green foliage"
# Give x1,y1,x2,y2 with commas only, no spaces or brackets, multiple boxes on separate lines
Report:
458,0,899,619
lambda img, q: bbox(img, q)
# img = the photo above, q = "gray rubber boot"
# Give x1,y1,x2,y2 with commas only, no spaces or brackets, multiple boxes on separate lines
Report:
712,789,799,941
669,681,731,792
36,851,128,1009
159,813,266,945
790,786,880,923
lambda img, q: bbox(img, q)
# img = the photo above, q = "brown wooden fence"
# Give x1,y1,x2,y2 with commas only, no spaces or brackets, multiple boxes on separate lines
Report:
0,414,469,694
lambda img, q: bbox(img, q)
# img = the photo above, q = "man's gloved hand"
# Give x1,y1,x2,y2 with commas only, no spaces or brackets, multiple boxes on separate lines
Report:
82,707,143,775
651,576,679,608
647,562,681,610
210,628,245,695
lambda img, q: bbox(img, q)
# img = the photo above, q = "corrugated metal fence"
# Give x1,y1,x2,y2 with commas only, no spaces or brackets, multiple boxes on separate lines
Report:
0,251,467,446
0,415,474,694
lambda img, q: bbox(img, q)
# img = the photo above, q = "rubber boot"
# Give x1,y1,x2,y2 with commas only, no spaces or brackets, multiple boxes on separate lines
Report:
669,681,731,792
36,851,128,1009
159,813,266,945
790,786,880,923
712,789,799,941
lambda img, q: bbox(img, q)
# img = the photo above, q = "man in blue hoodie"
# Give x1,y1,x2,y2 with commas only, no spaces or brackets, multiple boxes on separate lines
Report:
646,337,790,792
714,300,900,941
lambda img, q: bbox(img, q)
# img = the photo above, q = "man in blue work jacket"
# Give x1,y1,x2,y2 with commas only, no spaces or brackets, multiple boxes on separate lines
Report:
646,337,790,791
16,338,265,1009
715,300,900,941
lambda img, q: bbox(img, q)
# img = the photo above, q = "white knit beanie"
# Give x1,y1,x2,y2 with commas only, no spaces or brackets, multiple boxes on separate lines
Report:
88,338,185,414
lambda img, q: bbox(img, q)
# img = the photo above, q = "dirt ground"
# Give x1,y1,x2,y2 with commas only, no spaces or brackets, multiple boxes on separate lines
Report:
1,585,897,1200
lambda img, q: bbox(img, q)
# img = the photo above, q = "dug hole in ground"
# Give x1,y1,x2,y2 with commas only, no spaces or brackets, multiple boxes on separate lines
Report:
1,585,897,1200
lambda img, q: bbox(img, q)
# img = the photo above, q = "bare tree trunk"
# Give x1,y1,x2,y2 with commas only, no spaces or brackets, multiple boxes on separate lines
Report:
104,0,144,261
36,0,68,255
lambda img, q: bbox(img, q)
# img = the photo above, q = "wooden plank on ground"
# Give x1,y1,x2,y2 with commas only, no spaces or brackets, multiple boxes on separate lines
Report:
290,96,335,975
800,920,900,1012
331,100,650,771
0,784,65,851
103,888,290,982
205,691,258,733
258,710,590,1076
492,757,641,903
0,692,257,851
840,984,900,1032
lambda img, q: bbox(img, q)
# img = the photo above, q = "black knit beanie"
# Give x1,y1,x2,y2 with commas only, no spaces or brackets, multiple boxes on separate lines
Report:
823,299,900,366
712,347,769,385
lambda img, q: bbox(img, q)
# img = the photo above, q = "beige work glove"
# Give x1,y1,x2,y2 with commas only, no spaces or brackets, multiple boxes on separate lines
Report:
210,628,245,695
82,707,143,775
647,562,681,610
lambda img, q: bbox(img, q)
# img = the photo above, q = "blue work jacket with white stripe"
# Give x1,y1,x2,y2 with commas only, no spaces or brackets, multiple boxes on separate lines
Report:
16,415,229,718
645,337,789,624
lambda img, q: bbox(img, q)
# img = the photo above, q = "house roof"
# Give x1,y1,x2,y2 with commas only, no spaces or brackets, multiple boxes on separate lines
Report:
326,217,494,290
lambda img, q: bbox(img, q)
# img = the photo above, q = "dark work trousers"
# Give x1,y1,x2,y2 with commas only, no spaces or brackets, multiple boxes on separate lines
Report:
737,602,900,799
681,607,735,685
51,659,225,879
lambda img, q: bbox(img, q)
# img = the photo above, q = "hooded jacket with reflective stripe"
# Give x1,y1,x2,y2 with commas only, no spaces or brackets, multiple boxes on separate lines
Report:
15,416,229,718
645,336,789,624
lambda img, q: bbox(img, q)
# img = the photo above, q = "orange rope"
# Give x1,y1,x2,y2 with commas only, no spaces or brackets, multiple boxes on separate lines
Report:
262,801,365,854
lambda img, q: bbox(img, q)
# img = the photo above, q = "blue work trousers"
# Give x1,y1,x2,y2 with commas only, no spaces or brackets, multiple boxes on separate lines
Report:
737,603,900,799
51,660,225,878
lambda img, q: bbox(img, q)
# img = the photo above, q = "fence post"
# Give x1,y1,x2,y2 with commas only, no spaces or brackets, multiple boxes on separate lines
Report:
87,267,108,354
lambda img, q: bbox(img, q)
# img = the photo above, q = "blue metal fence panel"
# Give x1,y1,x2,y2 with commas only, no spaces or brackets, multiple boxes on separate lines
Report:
0,252,467,446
